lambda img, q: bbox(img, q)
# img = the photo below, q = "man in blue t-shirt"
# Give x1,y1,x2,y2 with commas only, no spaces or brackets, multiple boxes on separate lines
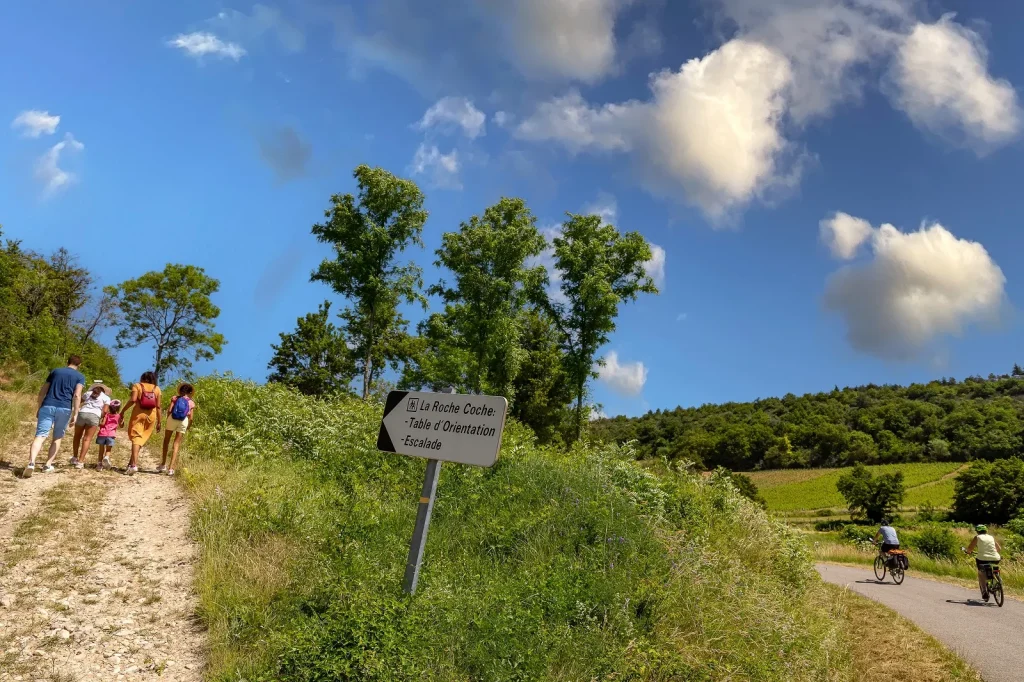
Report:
23,355,86,478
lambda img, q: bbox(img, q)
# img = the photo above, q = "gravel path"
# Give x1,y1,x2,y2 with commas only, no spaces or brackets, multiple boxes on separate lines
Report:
818,563,1024,682
0,431,204,681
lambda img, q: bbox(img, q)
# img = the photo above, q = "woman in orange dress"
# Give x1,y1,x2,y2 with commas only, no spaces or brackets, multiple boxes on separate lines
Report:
118,371,162,475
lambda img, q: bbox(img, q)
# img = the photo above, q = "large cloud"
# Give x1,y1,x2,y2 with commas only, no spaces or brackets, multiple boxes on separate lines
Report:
887,15,1021,153
822,214,1007,360
597,351,648,396
516,39,796,219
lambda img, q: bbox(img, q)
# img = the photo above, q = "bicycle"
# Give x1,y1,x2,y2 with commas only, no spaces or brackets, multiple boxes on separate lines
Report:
873,543,906,584
962,546,1004,607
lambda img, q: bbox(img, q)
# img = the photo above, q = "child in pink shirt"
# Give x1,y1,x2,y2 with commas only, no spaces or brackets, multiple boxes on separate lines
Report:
95,399,121,470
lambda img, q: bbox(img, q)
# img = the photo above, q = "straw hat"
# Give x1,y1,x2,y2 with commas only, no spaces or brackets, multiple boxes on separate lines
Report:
90,379,112,396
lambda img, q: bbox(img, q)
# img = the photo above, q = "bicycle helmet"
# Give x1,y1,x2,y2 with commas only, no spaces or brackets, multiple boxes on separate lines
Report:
976,524,987,533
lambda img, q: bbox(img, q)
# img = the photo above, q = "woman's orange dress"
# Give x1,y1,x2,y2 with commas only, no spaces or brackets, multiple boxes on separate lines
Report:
127,382,162,446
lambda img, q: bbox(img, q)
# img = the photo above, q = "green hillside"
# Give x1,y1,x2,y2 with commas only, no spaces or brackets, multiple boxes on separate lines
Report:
183,376,851,681
592,374,1024,471
748,462,963,512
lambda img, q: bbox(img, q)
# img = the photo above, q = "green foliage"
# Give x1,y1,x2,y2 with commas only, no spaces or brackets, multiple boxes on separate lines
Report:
185,376,848,681
953,457,1024,524
836,463,905,522
840,524,875,544
547,213,658,441
906,525,958,560
108,263,224,382
267,301,356,396
592,374,1024,470
311,165,427,399
719,468,767,508
0,226,121,386
506,309,573,445
407,198,547,400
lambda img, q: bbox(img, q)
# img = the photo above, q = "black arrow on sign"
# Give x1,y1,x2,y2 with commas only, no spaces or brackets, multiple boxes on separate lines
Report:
376,391,408,453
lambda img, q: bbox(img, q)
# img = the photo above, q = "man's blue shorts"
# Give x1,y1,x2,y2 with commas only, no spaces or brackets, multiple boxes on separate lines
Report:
35,405,72,439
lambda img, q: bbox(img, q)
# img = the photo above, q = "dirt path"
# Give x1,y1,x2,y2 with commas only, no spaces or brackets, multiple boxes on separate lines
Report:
818,563,1024,682
0,423,204,681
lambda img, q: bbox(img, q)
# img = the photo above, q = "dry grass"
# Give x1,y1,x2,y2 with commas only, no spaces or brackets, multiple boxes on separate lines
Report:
832,584,981,681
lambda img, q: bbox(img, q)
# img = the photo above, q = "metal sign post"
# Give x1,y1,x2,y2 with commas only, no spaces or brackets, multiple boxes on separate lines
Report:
402,458,441,594
377,387,508,595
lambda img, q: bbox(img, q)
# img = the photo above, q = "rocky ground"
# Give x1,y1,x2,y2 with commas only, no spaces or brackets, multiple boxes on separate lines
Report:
0,421,204,681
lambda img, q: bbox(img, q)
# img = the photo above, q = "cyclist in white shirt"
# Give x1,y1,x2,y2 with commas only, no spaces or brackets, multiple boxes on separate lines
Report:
965,525,1002,602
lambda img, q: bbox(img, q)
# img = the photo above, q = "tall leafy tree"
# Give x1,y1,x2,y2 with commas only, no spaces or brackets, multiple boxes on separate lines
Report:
424,197,547,397
508,309,573,444
548,213,658,441
312,165,427,399
108,263,225,382
268,301,356,396
836,463,905,522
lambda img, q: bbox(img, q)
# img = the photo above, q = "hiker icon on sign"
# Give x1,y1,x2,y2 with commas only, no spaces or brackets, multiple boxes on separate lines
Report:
407,397,419,412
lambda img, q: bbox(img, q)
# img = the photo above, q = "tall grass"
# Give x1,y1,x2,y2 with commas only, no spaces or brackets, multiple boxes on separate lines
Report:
182,376,853,681
0,392,34,446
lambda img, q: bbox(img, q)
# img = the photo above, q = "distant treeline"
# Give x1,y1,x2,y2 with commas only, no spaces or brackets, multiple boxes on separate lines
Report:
591,370,1024,470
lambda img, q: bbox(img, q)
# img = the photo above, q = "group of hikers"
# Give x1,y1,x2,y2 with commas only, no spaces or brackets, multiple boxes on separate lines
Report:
22,355,196,478
875,519,1004,601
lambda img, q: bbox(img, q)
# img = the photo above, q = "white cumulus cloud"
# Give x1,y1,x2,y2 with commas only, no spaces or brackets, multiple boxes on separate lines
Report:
12,110,60,137
888,15,1021,153
409,143,462,190
168,32,247,60
822,214,1007,360
36,133,84,195
644,244,666,287
582,192,618,224
516,39,797,219
416,96,486,138
589,406,609,421
820,211,873,259
598,351,648,396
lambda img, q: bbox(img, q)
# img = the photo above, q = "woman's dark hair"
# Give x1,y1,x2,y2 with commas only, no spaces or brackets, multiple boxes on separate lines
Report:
178,382,195,396
140,371,157,384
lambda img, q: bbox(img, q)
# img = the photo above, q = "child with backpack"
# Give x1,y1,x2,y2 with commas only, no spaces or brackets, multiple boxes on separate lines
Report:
120,371,162,475
159,383,195,477
95,399,122,470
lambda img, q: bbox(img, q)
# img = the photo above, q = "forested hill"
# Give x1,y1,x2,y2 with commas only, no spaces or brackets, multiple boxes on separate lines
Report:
590,370,1024,471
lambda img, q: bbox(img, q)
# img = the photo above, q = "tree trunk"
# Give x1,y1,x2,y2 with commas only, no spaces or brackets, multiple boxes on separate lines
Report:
574,384,585,443
154,346,164,385
362,309,375,400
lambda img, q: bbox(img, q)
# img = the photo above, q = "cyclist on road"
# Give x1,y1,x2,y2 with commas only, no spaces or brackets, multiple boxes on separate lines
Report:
965,525,1002,602
874,519,900,554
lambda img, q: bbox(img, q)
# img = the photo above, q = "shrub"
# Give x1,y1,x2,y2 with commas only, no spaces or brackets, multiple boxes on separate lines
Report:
841,524,875,544
717,468,767,508
814,519,848,532
184,376,849,681
836,463,905,522
906,525,958,560
953,457,1024,524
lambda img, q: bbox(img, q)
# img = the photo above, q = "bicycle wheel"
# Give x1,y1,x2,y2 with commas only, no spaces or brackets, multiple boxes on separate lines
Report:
874,556,887,581
891,565,905,584
993,577,1004,607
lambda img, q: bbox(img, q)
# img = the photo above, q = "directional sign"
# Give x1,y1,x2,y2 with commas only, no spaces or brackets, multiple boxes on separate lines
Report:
377,390,508,467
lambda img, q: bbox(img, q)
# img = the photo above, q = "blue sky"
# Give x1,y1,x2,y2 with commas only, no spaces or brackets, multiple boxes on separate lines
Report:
3,0,1023,417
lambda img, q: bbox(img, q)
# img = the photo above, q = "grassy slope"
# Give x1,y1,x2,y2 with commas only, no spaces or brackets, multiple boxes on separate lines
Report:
182,377,853,681
749,463,962,512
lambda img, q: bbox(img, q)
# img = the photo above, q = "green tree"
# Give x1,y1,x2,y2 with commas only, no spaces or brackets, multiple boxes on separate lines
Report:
1013,363,1024,377
719,468,767,508
311,165,427,399
425,197,547,398
953,457,1024,524
108,263,225,382
547,213,658,441
508,309,573,444
268,301,356,396
836,463,905,522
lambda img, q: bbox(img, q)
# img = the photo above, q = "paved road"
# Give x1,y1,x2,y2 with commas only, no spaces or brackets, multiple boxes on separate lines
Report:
817,563,1024,682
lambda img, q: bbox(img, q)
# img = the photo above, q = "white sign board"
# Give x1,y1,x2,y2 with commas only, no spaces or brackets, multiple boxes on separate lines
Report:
377,390,508,467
